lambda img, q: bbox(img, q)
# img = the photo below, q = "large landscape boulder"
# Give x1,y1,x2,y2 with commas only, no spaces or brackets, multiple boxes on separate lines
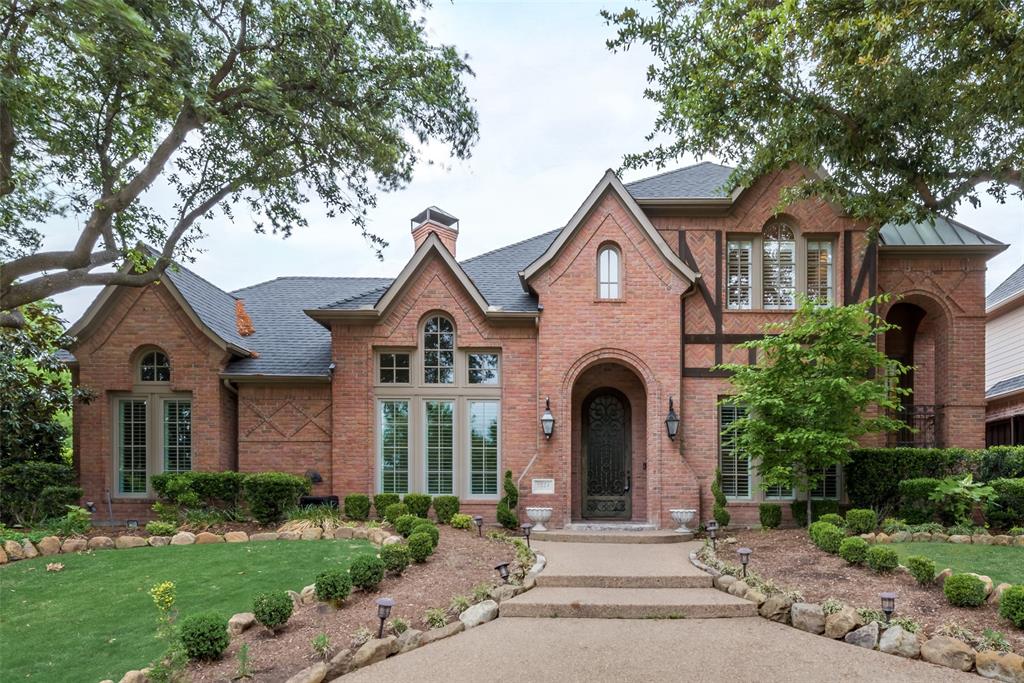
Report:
224,531,249,543
0,546,7,564
115,535,148,549
61,538,87,553
285,661,326,683
728,580,750,598
459,600,498,629
195,532,224,544
975,650,1024,683
844,621,879,650
278,531,301,541
878,625,921,658
714,575,737,591
396,629,423,654
21,539,39,558
36,536,61,556
300,529,322,541
948,535,972,544
965,573,995,596
790,603,826,635
935,568,953,586
758,596,793,624
921,636,976,671
4,540,25,561
350,637,397,670
148,536,170,547
228,612,256,636
88,536,114,550
249,532,278,542
419,621,464,645
990,583,1014,606
824,606,862,639
170,531,196,545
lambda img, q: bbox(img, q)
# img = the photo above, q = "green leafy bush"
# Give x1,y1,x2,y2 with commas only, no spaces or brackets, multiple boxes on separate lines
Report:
897,478,941,524
845,447,979,515
402,493,431,518
496,470,519,530
905,555,936,585
152,471,245,510
394,513,419,537
979,446,1024,481
944,574,988,607
882,517,908,534
349,555,385,590
385,503,409,525
243,473,311,524
315,568,352,607
146,520,177,536
449,513,473,529
929,474,997,526
758,503,782,529
818,513,845,528
432,495,460,524
380,543,411,574
373,493,400,519
178,612,229,661
46,505,92,536
808,521,844,554
986,478,1024,529
253,591,293,632
343,494,371,521
845,508,877,534
865,546,899,573
790,499,839,527
411,520,439,548
712,467,731,527
838,536,868,564
407,532,433,562
998,585,1024,628
0,461,80,525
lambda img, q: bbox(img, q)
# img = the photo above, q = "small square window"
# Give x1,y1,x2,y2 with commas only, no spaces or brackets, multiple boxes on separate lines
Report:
468,353,499,384
379,353,410,384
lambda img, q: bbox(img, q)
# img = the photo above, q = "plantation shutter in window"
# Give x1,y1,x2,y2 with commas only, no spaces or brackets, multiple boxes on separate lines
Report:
718,404,750,498
762,223,796,309
811,464,840,499
118,399,148,494
726,240,753,309
163,400,192,472
380,401,409,494
469,401,499,495
425,400,454,494
806,240,834,304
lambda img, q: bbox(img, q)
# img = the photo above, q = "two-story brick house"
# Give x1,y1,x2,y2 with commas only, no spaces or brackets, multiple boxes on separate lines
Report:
65,163,1006,526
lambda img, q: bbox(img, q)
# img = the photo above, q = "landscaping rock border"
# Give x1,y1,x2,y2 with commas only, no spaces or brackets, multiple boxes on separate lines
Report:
865,531,1024,547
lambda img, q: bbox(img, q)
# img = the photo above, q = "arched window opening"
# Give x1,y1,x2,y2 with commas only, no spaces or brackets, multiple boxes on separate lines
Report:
423,316,455,384
762,222,796,309
598,245,621,299
139,350,170,382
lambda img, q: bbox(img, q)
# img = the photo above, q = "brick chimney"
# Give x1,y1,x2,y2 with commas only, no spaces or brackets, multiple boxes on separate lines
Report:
411,206,459,257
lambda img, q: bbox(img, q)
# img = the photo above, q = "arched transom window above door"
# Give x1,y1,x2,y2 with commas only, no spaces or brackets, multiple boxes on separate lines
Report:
597,244,621,299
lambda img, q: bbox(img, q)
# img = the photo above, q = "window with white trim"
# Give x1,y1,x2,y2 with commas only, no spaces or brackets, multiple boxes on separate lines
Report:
469,401,499,495
726,239,753,310
425,400,455,494
718,403,750,499
118,399,149,494
379,400,409,494
163,400,192,472
597,245,621,299
806,239,834,305
423,316,455,384
762,222,796,309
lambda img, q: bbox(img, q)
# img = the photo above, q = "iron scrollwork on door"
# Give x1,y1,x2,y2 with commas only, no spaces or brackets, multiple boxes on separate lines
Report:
583,390,631,518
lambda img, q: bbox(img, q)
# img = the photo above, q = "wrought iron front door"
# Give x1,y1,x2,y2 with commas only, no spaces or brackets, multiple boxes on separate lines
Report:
582,389,631,519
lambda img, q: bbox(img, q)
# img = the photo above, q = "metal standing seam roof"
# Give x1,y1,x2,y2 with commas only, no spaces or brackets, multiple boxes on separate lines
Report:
987,263,1024,309
623,161,736,199
878,216,1005,250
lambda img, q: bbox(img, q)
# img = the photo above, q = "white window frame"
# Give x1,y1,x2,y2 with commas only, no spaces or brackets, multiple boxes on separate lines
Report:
726,239,754,310
378,351,412,385
161,397,193,473
805,239,835,306
468,400,501,497
597,244,622,300
423,399,456,495
466,351,500,385
718,403,751,500
724,227,836,311
378,399,411,494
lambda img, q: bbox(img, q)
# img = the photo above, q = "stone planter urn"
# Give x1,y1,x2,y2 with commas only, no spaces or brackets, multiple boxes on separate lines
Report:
669,509,697,534
525,507,553,532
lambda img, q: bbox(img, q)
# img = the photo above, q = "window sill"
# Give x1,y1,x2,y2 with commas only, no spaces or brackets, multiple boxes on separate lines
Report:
593,298,627,304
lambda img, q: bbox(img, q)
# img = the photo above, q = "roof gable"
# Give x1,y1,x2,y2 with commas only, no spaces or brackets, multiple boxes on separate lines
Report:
624,161,737,200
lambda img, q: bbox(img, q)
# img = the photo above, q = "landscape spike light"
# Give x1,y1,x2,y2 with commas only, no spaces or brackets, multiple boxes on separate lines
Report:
495,562,511,583
521,522,533,548
737,547,752,578
706,520,718,550
880,592,896,623
474,515,484,537
376,597,394,638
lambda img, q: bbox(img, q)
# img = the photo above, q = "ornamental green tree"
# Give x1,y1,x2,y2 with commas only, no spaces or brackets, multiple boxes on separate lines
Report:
714,296,910,526
0,0,478,323
604,1,1023,224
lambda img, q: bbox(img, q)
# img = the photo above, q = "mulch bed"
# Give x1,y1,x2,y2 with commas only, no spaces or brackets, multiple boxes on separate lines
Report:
189,526,517,682
719,529,1024,652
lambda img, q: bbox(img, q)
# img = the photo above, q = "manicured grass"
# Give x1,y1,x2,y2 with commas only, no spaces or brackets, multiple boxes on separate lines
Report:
893,542,1024,585
0,539,377,682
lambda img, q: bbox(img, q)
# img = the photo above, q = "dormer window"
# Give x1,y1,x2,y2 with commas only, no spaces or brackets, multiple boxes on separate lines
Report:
139,350,170,382
598,245,621,299
423,316,455,384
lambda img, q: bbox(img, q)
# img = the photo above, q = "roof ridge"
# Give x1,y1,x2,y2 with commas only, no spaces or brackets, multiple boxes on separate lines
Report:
139,243,240,301
459,227,563,265
232,275,391,295
942,215,1004,246
326,282,391,308
623,160,734,187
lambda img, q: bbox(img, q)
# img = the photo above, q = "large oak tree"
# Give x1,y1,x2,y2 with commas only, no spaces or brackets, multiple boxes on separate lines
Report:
0,0,478,324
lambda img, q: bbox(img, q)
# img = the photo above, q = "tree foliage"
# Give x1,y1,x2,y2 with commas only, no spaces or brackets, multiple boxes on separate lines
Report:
604,0,1024,224
715,296,910,525
0,0,478,319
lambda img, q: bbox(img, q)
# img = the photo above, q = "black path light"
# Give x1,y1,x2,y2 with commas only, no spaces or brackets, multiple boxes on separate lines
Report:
495,562,511,583
375,597,394,638
473,515,484,537
665,396,680,440
521,522,533,548
541,397,555,439
880,592,896,623
706,520,719,550
737,547,752,578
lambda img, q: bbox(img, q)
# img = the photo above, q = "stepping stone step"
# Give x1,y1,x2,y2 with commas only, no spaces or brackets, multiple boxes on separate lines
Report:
532,530,687,544
537,574,711,589
499,587,757,620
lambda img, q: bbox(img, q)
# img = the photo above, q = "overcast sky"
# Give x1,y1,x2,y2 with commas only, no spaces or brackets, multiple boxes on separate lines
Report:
50,1,1023,324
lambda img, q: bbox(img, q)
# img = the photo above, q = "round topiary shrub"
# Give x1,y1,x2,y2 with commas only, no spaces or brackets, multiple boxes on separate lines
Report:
449,513,473,530
373,493,401,519
411,520,439,549
343,494,371,521
865,545,899,573
944,573,988,607
253,591,293,632
808,521,844,554
350,554,385,590
432,495,460,524
178,612,230,661
905,555,936,585
838,536,869,564
998,585,1024,628
315,568,352,607
385,503,409,525
758,503,782,529
818,513,846,528
403,493,432,518
407,532,433,563
395,513,419,537
380,543,411,574
844,508,877,535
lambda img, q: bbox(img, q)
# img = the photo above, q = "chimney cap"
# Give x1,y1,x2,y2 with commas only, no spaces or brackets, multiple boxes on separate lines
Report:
411,206,459,231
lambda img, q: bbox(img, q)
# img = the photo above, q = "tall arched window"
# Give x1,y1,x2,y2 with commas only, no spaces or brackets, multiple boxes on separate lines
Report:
761,222,796,309
598,245,621,299
423,316,455,384
139,350,170,382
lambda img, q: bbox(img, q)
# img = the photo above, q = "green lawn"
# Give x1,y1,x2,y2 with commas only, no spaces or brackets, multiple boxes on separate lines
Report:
0,539,377,682
893,542,1024,585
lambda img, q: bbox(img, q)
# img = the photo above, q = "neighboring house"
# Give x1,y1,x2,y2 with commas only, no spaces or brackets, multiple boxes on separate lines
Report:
985,263,1024,446
65,164,1006,527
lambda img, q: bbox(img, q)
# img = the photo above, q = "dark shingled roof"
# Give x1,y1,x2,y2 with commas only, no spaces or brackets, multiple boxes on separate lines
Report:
624,161,736,199
879,216,1005,250
988,263,1024,309
460,229,560,312
163,262,252,352
988,372,1024,399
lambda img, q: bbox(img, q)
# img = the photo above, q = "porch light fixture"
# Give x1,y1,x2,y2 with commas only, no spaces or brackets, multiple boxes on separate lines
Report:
665,397,680,441
541,397,555,439
706,520,718,550
495,562,511,583
376,597,395,638
305,469,323,484
737,547,752,578
521,522,533,549
85,501,96,513
880,592,896,623
473,515,484,537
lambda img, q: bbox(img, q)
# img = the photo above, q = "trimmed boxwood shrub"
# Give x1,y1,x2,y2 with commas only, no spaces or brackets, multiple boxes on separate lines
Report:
411,520,439,549
403,493,432,518
998,585,1024,628
315,568,352,607
350,554,385,590
385,503,409,525
986,478,1024,529
818,513,845,528
343,494,371,521
838,536,868,564
905,555,936,585
845,447,979,514
790,499,839,527
253,591,293,632
758,503,782,529
373,493,401,519
711,468,731,528
808,521,844,554
497,469,519,530
0,461,81,525
432,495,460,524
243,473,311,524
897,478,941,524
394,513,419,537
943,574,987,607
380,543,411,574
407,532,433,562
865,545,899,573
178,612,229,661
845,508,877,535
152,471,245,510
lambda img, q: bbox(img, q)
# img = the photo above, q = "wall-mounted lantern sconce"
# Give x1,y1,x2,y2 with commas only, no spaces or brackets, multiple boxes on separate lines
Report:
665,396,680,441
541,397,555,439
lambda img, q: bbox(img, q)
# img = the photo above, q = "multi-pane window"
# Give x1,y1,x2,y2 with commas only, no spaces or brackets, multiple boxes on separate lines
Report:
806,240,834,304
468,353,499,385
380,401,409,494
140,351,170,382
163,400,192,472
762,222,796,309
718,404,750,498
811,464,840,499
726,239,753,310
598,246,621,299
764,483,794,499
118,399,148,494
379,353,410,384
425,400,454,494
423,316,455,384
469,401,499,495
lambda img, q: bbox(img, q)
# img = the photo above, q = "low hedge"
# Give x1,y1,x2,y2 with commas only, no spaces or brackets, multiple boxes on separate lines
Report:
986,478,1024,529
865,545,899,573
979,446,1024,481
152,471,245,510
432,495,460,524
407,532,433,562
999,585,1024,628
0,461,81,525
242,473,311,524
838,536,868,564
253,591,293,632
897,478,941,524
343,494,371,521
380,543,411,574
373,493,401,519
403,493,432,518
178,612,229,661
350,555,385,590
314,568,352,607
944,574,987,607
905,555,936,585
809,521,844,554
845,508,877,535
818,513,845,528
845,447,979,514
758,503,782,529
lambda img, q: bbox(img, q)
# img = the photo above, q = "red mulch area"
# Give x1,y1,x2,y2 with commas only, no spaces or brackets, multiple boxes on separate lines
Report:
718,529,1024,652
189,526,517,682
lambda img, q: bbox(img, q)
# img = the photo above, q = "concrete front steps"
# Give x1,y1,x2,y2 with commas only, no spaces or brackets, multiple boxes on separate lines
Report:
532,529,688,544
500,587,757,619
537,573,711,589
